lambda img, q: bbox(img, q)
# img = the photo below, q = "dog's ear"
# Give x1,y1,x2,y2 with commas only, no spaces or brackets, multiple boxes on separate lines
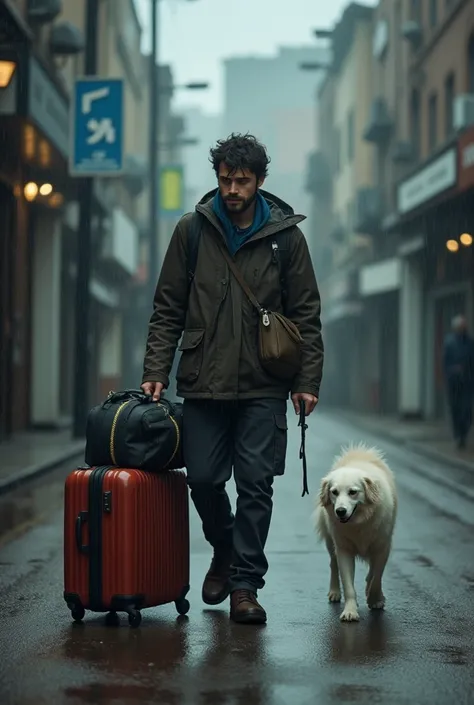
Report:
319,478,331,507
363,477,380,504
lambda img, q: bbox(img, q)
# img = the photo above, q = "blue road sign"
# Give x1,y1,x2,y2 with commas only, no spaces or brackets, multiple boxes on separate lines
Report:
70,77,124,176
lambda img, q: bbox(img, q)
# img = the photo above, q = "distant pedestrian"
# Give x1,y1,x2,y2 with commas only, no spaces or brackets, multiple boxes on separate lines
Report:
141,133,324,624
443,314,474,449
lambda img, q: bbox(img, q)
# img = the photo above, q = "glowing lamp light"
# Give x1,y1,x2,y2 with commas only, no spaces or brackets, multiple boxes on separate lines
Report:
39,183,53,196
0,60,16,89
460,233,473,247
24,182,39,202
49,193,64,208
446,239,459,252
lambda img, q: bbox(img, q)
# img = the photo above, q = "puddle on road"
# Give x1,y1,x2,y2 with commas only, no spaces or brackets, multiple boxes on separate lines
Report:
0,459,78,546
411,554,435,568
429,645,469,666
321,609,401,666
328,684,384,703
64,683,158,703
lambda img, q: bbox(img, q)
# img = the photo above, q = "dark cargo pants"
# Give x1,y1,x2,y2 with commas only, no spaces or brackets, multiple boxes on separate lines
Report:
182,398,288,593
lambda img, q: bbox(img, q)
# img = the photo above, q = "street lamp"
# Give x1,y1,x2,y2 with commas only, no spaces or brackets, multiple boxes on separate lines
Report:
0,60,16,88
148,0,208,298
314,29,333,39
181,82,209,90
159,137,200,149
299,61,331,71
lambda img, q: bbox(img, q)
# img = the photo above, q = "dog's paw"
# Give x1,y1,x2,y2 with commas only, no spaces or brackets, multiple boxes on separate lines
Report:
328,589,341,603
367,594,385,610
340,604,360,622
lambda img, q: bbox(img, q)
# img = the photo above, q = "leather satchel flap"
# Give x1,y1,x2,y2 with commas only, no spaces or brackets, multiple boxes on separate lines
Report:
272,312,304,343
259,312,302,362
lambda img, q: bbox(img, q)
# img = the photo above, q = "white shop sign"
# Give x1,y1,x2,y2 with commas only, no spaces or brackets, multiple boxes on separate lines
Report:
397,148,456,215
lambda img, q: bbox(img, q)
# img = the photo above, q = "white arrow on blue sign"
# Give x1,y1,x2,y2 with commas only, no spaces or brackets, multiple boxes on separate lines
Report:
70,77,124,177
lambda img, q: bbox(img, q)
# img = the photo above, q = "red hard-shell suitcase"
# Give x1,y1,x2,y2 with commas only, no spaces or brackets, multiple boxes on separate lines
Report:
63,465,190,627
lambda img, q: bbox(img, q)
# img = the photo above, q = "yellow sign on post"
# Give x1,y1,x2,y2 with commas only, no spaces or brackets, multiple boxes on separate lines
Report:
160,165,183,217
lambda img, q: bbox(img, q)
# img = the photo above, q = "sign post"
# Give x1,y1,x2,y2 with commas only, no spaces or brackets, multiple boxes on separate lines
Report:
70,66,125,437
70,77,124,176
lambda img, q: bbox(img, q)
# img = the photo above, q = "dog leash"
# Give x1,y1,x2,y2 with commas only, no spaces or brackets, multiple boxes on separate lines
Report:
299,400,309,497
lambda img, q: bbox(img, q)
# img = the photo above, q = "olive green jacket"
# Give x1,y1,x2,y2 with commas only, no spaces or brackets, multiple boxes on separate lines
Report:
142,189,324,400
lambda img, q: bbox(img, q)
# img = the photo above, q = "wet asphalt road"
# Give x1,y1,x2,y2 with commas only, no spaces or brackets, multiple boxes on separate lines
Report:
0,410,473,705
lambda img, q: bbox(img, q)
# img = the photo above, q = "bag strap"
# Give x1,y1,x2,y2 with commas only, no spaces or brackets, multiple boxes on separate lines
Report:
215,239,265,315
298,400,309,497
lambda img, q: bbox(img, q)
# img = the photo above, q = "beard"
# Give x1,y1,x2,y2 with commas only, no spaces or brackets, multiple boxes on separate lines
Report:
223,189,257,215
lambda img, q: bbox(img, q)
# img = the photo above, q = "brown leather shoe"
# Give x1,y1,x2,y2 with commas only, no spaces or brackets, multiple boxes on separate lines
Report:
230,589,267,624
202,550,232,605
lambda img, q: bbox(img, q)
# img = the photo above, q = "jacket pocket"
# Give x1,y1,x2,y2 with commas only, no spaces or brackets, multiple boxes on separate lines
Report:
176,328,205,384
273,413,288,475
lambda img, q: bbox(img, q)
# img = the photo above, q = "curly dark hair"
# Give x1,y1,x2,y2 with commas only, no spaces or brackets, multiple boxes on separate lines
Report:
209,133,271,181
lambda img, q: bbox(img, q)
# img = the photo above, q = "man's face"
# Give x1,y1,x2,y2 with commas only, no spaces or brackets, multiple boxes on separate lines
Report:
217,162,264,214
454,316,468,334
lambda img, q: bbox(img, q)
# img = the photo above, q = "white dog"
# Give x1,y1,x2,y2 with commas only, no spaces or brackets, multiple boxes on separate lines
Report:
313,444,397,622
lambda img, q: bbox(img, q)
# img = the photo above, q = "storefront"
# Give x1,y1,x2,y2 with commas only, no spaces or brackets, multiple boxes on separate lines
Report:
397,140,473,420
0,4,77,435
0,2,31,438
320,268,363,408
358,257,401,414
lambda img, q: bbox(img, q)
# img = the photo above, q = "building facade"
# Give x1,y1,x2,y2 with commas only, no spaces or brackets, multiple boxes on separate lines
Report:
315,0,474,424
306,3,375,409
0,0,149,441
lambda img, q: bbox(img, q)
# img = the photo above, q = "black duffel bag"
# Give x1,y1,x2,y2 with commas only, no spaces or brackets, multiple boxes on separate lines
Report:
84,389,185,472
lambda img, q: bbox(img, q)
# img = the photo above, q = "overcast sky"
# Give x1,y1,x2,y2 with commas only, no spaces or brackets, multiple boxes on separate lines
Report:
134,0,376,114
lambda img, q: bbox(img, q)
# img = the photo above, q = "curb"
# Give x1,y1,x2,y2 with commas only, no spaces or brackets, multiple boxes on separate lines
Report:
0,441,85,496
328,411,474,474
406,440,474,474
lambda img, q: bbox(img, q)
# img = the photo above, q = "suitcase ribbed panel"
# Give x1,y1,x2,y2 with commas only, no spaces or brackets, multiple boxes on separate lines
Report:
100,469,190,609
64,469,92,607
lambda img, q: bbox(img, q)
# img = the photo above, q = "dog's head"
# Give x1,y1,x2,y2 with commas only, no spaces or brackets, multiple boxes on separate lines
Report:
319,467,380,524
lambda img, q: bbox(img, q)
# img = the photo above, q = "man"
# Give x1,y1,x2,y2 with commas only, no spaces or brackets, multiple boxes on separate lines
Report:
443,314,474,449
141,133,323,624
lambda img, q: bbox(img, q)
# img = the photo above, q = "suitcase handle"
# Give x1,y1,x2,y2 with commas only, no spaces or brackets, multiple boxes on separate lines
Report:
75,511,89,554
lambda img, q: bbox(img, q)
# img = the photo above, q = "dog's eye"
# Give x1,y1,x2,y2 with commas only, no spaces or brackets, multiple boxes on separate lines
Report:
331,489,339,496
348,489,358,496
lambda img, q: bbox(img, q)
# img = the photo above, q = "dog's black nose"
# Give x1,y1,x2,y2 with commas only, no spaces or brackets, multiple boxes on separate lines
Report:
336,507,347,518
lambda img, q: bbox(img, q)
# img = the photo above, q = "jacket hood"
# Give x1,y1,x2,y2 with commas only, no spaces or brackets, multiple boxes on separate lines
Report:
197,188,306,225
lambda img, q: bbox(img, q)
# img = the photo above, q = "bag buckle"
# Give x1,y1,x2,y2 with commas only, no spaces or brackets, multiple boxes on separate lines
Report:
262,311,270,327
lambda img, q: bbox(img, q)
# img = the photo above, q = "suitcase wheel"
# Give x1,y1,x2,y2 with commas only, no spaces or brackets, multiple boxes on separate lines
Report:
71,606,85,623
105,611,120,627
175,598,190,616
127,609,142,628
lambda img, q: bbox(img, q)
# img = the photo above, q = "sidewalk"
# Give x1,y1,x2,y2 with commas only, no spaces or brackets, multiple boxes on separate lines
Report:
0,429,85,495
331,408,474,472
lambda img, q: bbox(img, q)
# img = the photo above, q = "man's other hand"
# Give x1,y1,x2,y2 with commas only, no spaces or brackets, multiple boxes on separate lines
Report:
291,392,318,416
141,381,164,401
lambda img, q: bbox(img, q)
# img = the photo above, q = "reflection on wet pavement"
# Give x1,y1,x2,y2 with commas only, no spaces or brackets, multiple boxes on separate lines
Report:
0,457,81,546
1,414,474,705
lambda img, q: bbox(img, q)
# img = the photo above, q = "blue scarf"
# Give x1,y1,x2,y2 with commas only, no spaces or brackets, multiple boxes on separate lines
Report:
212,191,271,256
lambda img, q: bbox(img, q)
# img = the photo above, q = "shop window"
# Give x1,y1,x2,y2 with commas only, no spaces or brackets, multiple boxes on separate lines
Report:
469,33,474,94
429,0,437,28
428,92,438,152
444,73,455,138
